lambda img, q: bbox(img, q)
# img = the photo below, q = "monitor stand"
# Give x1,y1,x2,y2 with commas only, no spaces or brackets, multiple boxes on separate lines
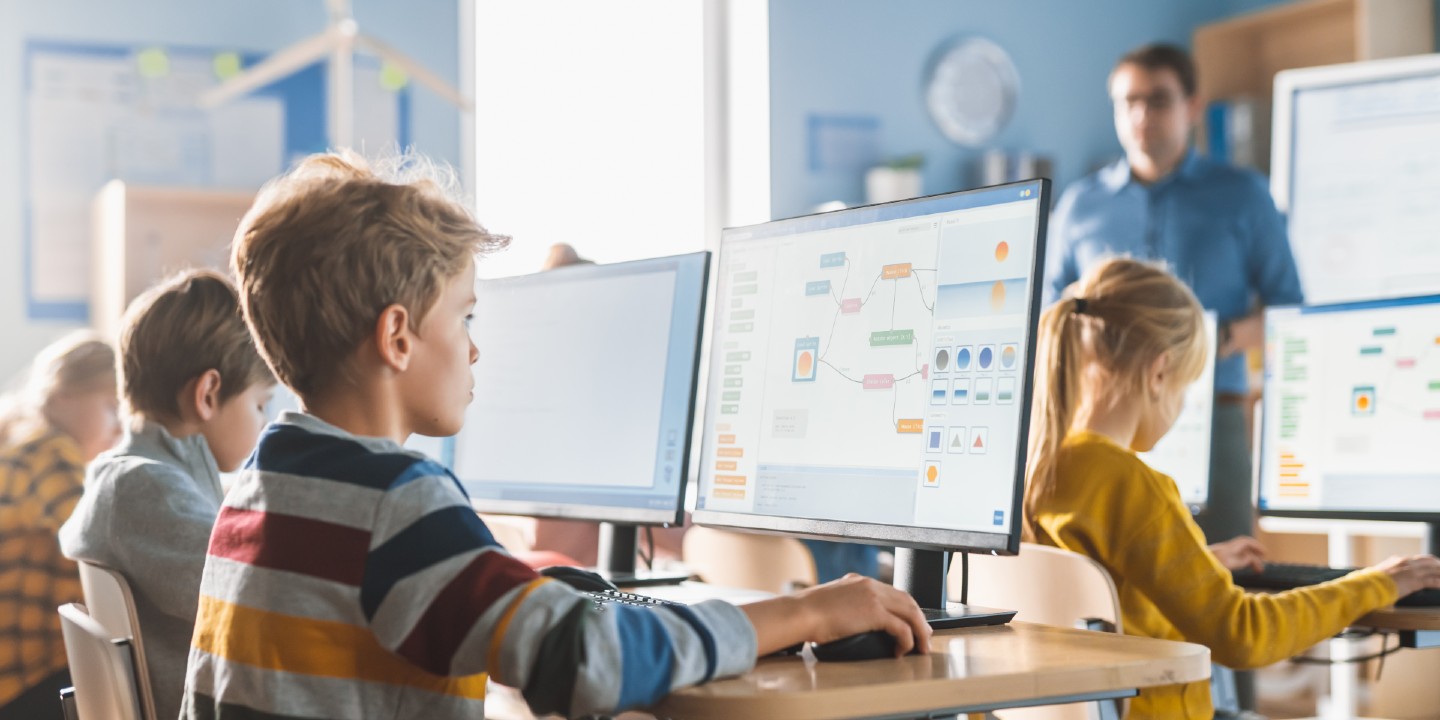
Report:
593,522,691,588
894,547,1016,629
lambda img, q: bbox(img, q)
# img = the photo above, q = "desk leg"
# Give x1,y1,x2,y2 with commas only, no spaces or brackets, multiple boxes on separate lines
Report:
1322,527,1361,720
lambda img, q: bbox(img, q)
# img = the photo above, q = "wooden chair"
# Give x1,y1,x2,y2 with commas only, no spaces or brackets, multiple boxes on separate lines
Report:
960,543,1123,720
57,603,146,720
75,562,158,720
682,526,817,594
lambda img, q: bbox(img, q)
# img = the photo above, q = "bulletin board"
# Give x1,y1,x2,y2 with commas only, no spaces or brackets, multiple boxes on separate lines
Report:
22,39,411,322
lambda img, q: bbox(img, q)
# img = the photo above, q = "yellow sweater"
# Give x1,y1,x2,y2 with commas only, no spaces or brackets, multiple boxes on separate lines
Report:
1029,431,1397,719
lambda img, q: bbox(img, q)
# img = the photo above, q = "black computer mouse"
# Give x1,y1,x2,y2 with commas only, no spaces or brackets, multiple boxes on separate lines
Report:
539,565,619,593
810,630,917,662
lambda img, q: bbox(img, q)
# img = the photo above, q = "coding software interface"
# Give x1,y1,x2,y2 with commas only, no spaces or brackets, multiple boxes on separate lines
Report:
1138,311,1217,510
1260,296,1440,515
453,254,705,517
697,184,1043,537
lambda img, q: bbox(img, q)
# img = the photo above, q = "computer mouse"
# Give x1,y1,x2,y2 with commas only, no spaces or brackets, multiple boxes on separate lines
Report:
539,565,619,593
810,630,917,662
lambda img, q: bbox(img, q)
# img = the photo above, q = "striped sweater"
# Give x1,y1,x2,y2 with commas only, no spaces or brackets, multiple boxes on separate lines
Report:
182,412,756,719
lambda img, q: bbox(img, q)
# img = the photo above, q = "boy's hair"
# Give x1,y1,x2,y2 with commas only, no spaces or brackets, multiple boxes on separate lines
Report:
231,151,508,398
119,269,272,420
1024,258,1208,539
0,332,116,445
1112,43,1198,98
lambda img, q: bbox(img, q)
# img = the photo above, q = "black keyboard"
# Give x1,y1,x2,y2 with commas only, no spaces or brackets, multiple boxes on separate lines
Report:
1232,562,1440,607
584,588,684,608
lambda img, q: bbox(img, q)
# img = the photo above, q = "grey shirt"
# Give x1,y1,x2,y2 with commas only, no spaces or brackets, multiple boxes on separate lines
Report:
59,420,224,720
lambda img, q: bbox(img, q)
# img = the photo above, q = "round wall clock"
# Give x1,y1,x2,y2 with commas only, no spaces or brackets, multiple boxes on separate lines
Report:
925,37,1020,146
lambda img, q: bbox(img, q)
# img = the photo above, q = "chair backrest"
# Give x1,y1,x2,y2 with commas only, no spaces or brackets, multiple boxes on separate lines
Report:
957,543,1124,720
57,603,144,720
959,542,1122,632
682,526,817,594
76,563,157,720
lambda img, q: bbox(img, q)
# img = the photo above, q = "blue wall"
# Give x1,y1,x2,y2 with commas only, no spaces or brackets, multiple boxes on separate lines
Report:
767,0,1438,220
0,0,460,381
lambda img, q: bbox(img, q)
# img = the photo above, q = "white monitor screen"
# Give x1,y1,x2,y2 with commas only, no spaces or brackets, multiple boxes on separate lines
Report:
1259,295,1440,519
1275,57,1440,305
693,181,1048,553
452,253,709,524
1139,311,1217,512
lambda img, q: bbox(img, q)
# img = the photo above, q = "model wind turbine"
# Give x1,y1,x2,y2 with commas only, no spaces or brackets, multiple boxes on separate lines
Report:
198,0,471,150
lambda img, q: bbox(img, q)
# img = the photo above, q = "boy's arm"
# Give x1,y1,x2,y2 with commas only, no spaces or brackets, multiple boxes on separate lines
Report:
362,461,756,717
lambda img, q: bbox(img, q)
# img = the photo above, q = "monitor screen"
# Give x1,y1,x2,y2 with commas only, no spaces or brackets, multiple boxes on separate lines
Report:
1258,295,1440,520
1272,56,1440,305
1138,311,1217,513
692,180,1049,554
452,252,710,525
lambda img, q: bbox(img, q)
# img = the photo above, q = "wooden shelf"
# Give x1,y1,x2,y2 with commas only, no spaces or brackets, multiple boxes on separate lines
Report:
1193,0,1433,173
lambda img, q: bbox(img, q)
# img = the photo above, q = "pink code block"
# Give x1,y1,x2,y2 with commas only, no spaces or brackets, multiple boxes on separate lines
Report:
863,374,895,389
841,298,861,314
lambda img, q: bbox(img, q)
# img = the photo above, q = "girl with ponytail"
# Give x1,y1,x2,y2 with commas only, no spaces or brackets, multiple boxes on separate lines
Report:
1024,258,1440,719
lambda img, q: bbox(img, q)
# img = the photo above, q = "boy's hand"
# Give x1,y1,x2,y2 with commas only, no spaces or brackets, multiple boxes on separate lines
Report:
742,574,932,658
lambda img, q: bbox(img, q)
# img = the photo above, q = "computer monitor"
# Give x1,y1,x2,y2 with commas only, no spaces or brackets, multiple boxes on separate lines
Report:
1258,294,1440,553
452,252,710,581
693,179,1050,617
1139,311,1218,514
1272,55,1440,305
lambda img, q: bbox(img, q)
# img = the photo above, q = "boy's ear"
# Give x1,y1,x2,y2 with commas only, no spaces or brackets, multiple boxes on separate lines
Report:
192,369,224,422
374,303,413,373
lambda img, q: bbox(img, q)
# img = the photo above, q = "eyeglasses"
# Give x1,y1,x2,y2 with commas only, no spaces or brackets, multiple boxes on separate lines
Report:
1113,92,1182,112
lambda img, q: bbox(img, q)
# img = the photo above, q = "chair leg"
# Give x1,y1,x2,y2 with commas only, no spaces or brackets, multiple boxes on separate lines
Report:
59,687,79,720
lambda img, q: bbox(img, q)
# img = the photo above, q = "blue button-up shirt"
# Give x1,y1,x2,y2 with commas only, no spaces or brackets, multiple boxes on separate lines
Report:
1043,150,1303,394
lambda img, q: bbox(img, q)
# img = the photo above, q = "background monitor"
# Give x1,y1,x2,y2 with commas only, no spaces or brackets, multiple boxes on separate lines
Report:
1139,311,1218,514
1272,55,1440,305
453,252,710,530
692,180,1049,563
1258,295,1440,533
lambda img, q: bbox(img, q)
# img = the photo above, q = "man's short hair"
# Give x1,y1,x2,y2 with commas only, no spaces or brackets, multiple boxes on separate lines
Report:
120,269,273,419
1113,43,1198,98
231,151,509,398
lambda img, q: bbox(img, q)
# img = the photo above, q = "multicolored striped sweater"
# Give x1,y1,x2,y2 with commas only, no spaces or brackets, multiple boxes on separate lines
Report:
182,412,756,719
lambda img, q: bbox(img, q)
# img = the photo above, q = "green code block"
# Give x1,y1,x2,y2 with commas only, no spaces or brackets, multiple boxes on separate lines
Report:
729,322,754,333
733,284,759,296
720,404,739,414
723,378,743,388
731,309,755,321
722,391,742,402
726,351,751,362
734,271,758,282
724,365,742,375
869,329,914,346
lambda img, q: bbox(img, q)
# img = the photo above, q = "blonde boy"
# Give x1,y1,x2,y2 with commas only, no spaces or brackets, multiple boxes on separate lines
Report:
61,270,274,720
184,152,929,719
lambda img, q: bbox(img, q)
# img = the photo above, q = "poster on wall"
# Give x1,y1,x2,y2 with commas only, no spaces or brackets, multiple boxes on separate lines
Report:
23,40,407,322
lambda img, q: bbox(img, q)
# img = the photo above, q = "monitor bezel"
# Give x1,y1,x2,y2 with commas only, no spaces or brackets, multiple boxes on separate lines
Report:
462,251,711,527
1257,293,1440,523
691,179,1051,556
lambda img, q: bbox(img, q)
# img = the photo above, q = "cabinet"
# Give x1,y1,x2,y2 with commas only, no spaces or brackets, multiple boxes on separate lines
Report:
1193,0,1433,173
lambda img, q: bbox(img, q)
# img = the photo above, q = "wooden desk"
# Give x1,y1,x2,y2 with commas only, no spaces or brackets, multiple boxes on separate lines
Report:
652,622,1211,720
1357,606,1440,649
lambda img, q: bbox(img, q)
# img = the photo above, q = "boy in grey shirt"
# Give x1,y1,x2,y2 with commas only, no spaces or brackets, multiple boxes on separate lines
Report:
60,270,274,720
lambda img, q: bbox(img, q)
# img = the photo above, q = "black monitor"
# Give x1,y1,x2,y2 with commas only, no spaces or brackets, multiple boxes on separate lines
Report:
693,180,1050,621
452,252,710,583
1258,294,1440,554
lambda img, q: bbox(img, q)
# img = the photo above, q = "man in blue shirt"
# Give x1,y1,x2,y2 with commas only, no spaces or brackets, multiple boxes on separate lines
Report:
1044,44,1302,548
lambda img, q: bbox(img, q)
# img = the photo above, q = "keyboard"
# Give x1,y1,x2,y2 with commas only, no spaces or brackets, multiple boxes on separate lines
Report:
584,588,685,608
1231,562,1440,607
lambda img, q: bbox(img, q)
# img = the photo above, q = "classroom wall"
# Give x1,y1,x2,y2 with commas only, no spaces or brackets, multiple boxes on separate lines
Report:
0,0,461,384
766,0,1440,220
